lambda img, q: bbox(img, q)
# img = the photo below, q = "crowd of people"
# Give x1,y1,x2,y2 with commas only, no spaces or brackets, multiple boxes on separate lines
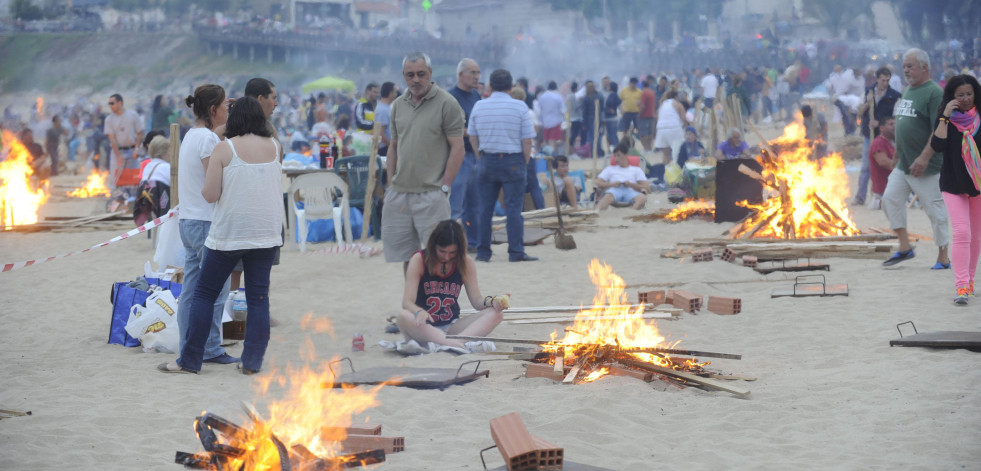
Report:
3,41,981,374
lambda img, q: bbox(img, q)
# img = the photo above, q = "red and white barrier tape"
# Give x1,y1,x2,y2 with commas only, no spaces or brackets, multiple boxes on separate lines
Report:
1,207,178,273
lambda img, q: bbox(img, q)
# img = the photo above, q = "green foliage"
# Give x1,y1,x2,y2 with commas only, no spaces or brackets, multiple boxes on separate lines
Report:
10,0,43,20
801,0,873,38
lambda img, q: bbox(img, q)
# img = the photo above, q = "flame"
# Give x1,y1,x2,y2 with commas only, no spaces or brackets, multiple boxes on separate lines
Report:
214,319,382,469
731,119,859,239
665,199,715,221
1,130,49,229
66,170,111,197
541,260,704,382
36,96,44,117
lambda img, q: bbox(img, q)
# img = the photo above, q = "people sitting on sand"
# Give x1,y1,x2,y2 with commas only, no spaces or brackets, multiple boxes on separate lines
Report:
677,126,706,168
715,128,751,160
595,142,648,211
396,219,504,354
548,154,581,209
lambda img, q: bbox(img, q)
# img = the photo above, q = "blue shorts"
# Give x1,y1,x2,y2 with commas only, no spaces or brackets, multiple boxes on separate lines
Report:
605,186,643,203
432,318,458,332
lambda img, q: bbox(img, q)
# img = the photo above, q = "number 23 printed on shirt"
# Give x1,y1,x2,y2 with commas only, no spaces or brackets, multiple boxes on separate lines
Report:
425,296,456,322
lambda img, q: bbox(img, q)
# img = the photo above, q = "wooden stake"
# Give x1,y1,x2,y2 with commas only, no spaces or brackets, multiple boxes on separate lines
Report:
591,99,600,176
169,123,180,207
360,121,381,242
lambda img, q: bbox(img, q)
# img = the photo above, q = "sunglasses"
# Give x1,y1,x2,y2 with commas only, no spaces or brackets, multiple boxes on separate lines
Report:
108,101,117,105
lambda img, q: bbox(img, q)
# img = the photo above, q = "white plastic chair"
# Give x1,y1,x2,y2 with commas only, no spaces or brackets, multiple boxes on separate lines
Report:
287,172,352,252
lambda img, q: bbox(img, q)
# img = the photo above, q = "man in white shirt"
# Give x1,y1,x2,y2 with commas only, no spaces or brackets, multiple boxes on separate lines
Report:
104,93,143,185
536,81,566,150
700,68,719,109
596,142,648,211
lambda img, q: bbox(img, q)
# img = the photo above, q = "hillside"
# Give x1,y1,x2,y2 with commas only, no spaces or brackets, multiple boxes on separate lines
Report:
0,31,328,110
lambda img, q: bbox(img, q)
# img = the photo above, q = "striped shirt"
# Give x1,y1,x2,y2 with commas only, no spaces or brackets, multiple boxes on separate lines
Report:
468,92,535,153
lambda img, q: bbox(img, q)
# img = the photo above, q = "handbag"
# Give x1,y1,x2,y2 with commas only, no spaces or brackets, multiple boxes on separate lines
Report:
108,277,182,347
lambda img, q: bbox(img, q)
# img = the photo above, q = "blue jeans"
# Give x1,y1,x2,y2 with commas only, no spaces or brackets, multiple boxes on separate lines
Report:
178,246,276,372
177,219,229,360
605,119,619,148
525,158,545,210
67,137,81,162
855,136,871,203
450,151,480,248
477,153,527,260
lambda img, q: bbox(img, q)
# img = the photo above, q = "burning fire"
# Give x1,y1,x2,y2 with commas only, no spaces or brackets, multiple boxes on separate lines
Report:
205,328,382,469
36,96,44,117
67,170,110,198
730,120,859,239
665,199,715,221
541,260,706,383
1,130,49,228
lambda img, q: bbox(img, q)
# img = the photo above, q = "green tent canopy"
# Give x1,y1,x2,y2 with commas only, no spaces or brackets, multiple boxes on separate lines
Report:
302,75,356,94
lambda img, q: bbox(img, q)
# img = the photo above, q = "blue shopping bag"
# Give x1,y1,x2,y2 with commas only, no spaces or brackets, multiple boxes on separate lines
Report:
108,277,182,347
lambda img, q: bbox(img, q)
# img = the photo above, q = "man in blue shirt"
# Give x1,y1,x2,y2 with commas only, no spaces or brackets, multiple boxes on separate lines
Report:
469,69,538,262
447,58,482,251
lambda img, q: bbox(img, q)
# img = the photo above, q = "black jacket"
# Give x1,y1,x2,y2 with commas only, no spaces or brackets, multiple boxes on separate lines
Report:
933,118,981,197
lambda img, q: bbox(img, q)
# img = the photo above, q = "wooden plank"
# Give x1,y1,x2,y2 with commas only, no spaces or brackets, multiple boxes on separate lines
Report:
562,364,583,384
462,303,653,315
618,359,751,398
446,335,548,345
505,312,677,325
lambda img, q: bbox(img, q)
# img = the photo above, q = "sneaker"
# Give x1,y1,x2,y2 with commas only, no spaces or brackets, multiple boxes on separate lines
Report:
954,287,970,306
868,195,882,210
464,340,497,354
883,249,915,267
971,281,975,296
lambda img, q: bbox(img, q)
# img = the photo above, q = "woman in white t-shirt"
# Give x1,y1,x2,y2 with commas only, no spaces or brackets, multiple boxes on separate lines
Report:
160,97,282,375
654,90,688,166
166,84,236,370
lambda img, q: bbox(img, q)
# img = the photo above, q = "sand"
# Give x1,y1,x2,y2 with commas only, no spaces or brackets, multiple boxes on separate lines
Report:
2,154,980,471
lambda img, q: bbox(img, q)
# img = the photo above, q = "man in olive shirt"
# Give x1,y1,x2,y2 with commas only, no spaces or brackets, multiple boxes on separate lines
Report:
383,52,466,269
881,48,950,268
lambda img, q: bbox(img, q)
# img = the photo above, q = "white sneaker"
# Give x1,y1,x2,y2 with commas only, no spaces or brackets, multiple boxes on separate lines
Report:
868,195,882,210
464,341,497,354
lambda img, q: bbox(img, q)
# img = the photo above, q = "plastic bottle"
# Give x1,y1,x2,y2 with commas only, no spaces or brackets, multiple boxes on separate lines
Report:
328,135,338,169
232,288,247,321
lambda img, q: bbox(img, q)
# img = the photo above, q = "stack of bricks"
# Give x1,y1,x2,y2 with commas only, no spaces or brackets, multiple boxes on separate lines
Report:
489,412,564,471
669,290,702,313
691,248,714,262
742,255,758,267
637,290,666,305
707,296,742,315
720,247,738,263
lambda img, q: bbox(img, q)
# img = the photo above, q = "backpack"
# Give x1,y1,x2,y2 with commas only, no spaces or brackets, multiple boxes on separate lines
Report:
133,163,170,226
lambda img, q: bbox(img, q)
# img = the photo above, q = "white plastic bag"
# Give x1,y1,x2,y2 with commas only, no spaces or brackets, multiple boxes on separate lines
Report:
153,208,184,270
124,289,180,353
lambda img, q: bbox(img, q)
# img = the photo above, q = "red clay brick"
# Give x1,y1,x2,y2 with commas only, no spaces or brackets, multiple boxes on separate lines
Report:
321,424,382,441
490,413,540,471
333,434,405,454
637,290,666,305
532,436,564,470
742,255,758,267
707,296,741,315
721,247,738,263
692,248,713,262
671,290,702,313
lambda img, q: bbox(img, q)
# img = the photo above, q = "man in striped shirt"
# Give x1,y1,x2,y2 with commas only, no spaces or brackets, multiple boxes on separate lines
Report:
468,69,538,262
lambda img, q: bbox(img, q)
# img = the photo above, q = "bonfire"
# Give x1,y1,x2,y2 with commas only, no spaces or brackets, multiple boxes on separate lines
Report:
1,130,49,229
67,170,111,198
537,260,713,384
729,121,860,239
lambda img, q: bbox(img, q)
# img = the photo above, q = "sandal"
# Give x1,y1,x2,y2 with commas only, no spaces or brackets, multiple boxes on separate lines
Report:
882,249,915,267
931,261,951,270
157,361,197,374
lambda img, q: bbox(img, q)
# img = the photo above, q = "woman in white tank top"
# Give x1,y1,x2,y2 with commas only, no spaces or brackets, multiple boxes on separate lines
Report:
160,97,282,375
654,90,689,166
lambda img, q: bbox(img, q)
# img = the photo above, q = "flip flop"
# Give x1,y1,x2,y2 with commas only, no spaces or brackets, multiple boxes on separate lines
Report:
157,361,197,374
882,249,915,267
931,261,951,270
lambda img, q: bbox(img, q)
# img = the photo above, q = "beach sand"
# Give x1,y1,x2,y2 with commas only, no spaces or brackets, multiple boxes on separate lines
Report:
2,145,980,470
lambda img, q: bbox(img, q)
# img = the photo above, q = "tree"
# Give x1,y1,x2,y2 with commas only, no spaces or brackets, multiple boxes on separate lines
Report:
800,0,874,38
10,0,43,20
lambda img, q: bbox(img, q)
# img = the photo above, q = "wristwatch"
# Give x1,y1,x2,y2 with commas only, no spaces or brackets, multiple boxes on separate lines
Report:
441,184,450,194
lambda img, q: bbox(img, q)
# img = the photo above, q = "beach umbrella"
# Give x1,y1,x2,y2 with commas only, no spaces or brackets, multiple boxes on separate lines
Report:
302,75,356,94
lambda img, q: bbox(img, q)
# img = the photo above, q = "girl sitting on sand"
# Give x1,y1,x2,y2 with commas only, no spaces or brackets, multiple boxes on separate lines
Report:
396,219,505,354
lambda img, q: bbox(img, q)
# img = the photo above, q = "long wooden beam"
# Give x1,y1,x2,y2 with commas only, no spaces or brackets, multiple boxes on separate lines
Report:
618,359,750,398
444,335,741,360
